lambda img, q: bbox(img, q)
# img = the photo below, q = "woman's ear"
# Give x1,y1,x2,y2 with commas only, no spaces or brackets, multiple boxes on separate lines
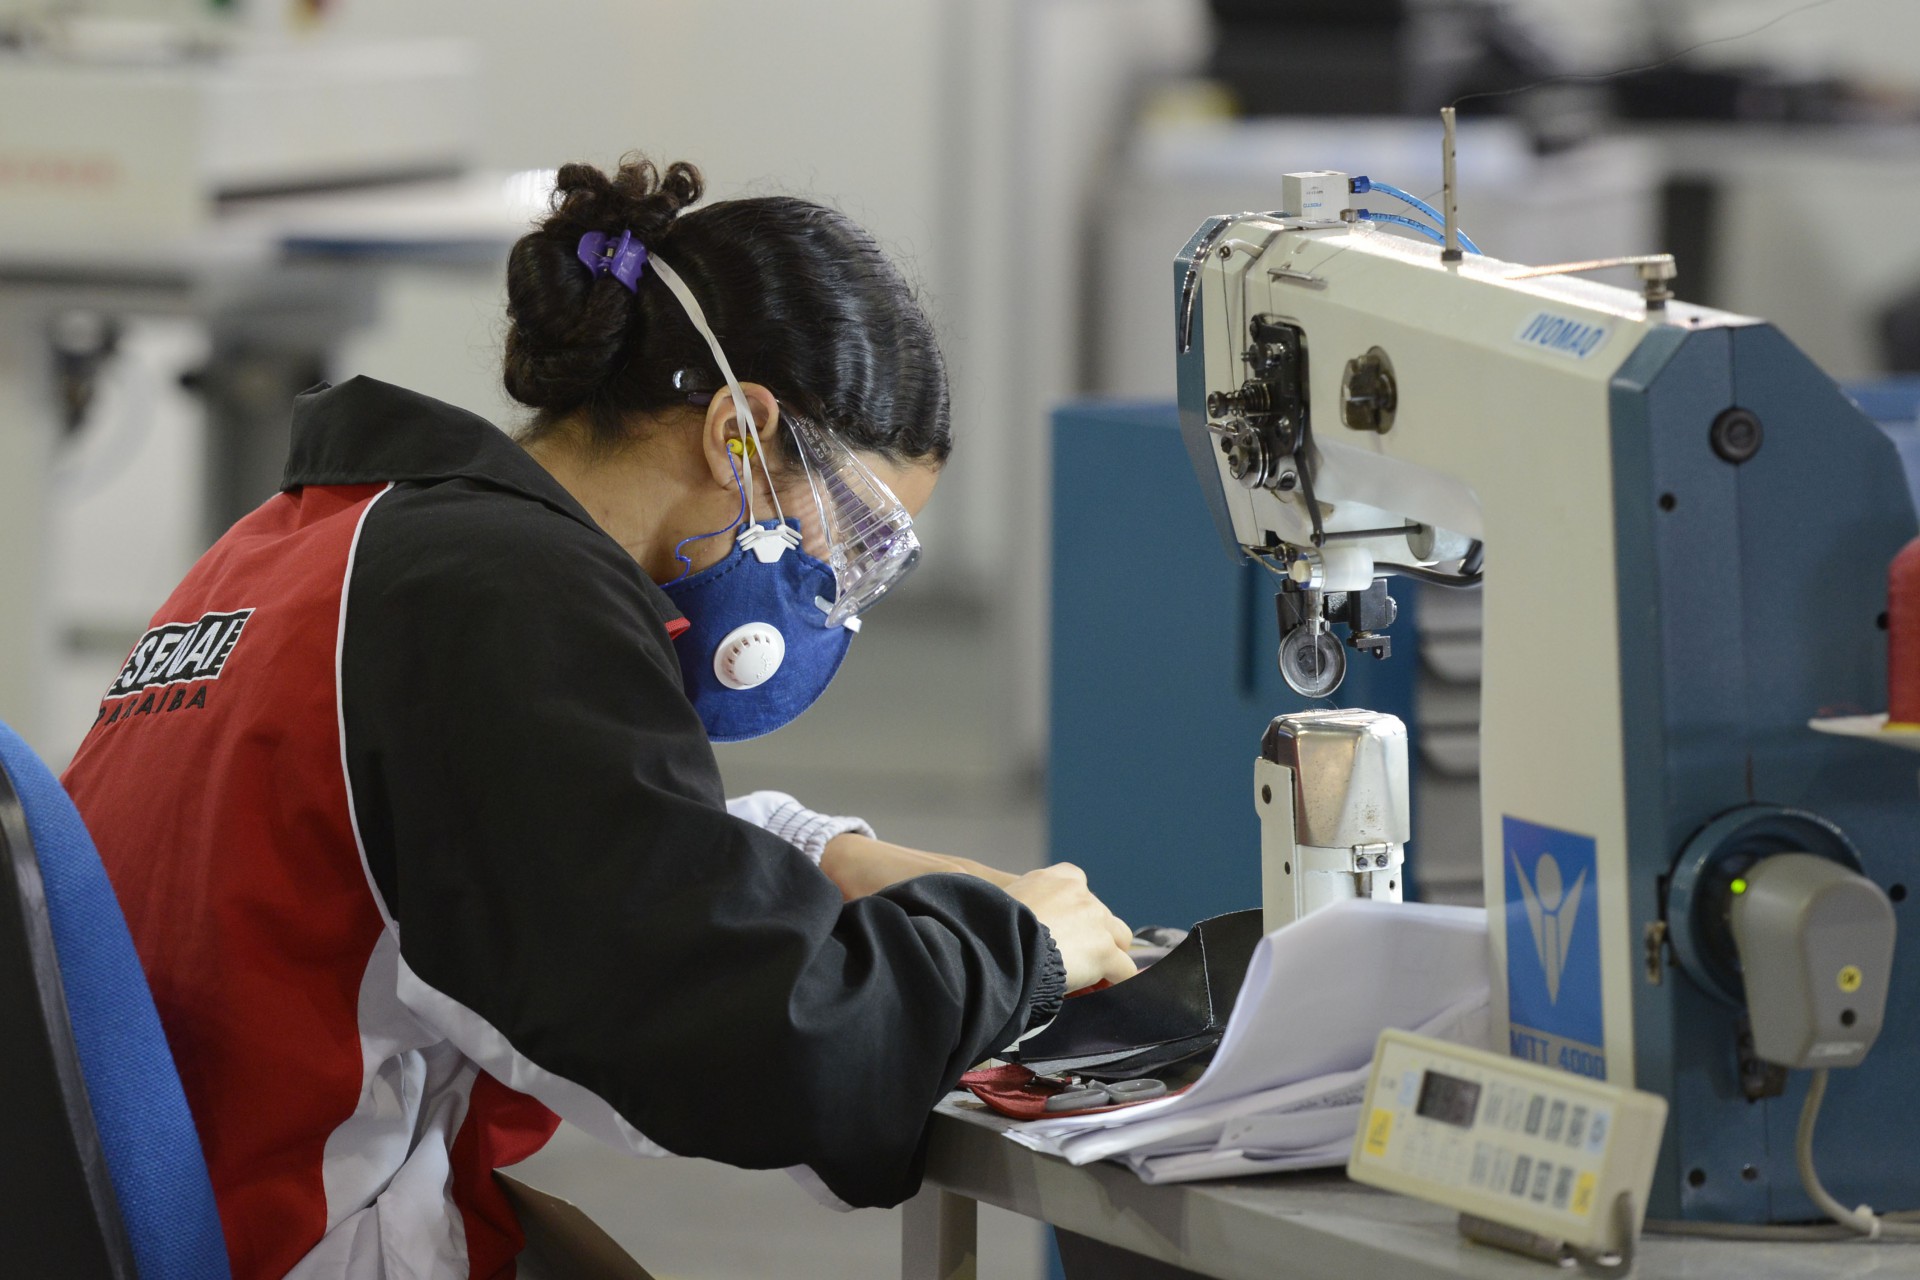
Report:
699,383,783,490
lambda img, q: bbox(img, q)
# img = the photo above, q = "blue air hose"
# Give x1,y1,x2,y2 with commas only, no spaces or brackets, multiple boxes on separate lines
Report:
1357,210,1445,245
1351,176,1484,255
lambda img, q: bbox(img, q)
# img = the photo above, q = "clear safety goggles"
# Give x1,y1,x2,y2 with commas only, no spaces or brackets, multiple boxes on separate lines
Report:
784,414,921,628
648,252,921,628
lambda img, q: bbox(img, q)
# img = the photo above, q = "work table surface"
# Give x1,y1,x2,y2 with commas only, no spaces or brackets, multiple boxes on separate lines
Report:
922,1099,1904,1279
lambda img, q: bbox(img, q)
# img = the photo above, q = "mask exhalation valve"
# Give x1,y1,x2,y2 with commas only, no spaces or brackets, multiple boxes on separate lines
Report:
713,622,786,690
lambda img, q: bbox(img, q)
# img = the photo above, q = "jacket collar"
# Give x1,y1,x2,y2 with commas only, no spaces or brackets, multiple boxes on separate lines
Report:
284,377,685,630
284,376,597,527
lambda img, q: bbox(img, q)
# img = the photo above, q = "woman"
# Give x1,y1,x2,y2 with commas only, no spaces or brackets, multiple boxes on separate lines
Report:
61,156,1136,1279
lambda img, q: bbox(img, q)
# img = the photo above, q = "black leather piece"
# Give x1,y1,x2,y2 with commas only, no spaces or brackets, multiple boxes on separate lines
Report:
1065,1032,1220,1083
1011,908,1263,1075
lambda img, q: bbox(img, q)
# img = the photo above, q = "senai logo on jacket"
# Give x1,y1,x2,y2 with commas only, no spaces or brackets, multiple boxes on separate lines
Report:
108,609,256,698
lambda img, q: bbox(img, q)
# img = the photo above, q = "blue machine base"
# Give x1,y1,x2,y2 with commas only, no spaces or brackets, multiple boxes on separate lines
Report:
1615,339,1920,1221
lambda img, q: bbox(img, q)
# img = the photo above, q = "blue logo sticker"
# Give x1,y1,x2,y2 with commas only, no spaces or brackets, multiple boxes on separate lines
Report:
1504,816,1606,1079
1514,311,1610,360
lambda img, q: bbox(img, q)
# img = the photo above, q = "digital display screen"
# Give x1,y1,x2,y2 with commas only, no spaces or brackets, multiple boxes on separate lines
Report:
1416,1070,1482,1129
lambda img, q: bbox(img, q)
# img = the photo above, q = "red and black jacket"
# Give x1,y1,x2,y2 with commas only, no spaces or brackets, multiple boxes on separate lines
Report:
61,377,1064,1279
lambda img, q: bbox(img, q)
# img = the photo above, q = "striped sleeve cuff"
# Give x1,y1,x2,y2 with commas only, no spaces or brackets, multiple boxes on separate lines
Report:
1025,926,1068,1030
726,790,876,866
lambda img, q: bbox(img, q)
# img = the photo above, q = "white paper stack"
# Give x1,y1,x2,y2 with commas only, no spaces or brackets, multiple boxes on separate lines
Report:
1005,899,1491,1183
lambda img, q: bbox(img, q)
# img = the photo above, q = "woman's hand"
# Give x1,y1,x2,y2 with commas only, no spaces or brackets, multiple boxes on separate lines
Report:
1001,863,1137,991
819,833,1019,901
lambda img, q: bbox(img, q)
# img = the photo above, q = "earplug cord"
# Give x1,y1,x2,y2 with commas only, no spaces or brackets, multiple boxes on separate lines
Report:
668,449,749,583
649,253,788,531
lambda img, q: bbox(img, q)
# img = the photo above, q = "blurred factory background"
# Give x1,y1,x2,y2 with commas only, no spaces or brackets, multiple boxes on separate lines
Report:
6,0,1920,1276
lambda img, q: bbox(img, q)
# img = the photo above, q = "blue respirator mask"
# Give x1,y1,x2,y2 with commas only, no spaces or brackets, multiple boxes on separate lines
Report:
587,238,920,742
658,498,852,744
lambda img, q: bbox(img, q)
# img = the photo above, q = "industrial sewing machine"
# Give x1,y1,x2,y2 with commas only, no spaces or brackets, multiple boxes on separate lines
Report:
1175,151,1920,1224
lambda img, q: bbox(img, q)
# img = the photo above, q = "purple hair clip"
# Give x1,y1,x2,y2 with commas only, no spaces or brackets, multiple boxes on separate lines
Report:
576,229,648,292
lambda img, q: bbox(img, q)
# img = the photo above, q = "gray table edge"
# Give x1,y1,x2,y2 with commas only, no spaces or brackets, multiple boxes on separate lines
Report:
908,1097,1896,1280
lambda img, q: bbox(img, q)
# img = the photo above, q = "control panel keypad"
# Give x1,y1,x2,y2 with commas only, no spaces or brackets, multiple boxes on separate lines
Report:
1366,1058,1615,1223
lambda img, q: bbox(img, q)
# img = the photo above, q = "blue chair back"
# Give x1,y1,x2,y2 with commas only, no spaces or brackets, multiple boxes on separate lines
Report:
0,721,229,1278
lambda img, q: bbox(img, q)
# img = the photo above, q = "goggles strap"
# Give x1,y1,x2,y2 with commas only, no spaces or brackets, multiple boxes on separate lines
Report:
649,255,788,530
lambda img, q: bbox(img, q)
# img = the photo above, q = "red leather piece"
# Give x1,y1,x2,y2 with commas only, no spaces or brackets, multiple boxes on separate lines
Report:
959,1063,1188,1121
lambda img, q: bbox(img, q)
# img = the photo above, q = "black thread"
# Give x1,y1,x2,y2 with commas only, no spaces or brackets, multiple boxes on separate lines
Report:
1449,0,1854,111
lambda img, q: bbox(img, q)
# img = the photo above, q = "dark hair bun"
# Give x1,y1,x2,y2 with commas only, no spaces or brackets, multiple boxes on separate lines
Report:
500,153,950,469
502,155,705,413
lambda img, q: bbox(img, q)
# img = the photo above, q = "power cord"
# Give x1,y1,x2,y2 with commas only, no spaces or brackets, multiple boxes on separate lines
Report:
1646,1069,1920,1242
1794,1069,1920,1240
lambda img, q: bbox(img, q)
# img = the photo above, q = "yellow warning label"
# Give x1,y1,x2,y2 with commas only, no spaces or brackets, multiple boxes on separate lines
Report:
1572,1172,1597,1217
1838,965,1863,993
1363,1109,1395,1158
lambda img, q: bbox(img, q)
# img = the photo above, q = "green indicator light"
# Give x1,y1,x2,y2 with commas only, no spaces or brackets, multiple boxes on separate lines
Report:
1730,878,1748,895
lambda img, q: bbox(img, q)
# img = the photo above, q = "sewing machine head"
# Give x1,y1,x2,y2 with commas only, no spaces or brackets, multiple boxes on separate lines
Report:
1177,169,1701,699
